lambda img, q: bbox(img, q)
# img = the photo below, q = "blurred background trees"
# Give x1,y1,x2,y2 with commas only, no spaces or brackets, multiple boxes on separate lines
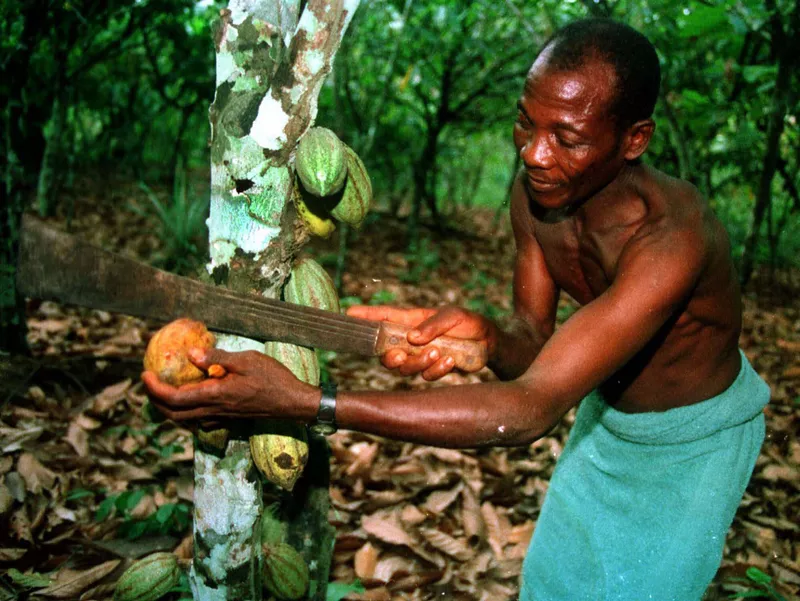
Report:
2,0,798,349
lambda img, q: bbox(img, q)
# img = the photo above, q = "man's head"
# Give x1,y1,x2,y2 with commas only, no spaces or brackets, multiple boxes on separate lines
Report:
513,19,660,209
541,18,661,130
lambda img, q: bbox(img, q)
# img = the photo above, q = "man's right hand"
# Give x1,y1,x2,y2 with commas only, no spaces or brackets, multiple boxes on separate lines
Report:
346,305,496,380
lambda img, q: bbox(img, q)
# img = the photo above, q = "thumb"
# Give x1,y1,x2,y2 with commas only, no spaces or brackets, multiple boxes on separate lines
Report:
188,347,233,370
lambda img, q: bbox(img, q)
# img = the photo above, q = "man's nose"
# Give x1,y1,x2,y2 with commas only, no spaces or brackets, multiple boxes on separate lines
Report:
520,134,554,170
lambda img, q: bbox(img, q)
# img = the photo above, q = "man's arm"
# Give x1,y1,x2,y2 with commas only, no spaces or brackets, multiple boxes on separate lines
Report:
332,224,708,446
345,173,558,382
489,172,559,380
146,221,707,449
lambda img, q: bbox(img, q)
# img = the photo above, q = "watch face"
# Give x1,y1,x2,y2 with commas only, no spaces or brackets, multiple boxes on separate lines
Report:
310,423,336,436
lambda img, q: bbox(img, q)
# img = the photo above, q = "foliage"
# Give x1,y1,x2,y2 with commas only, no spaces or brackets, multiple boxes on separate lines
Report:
93,486,192,540
726,566,788,600
3,0,799,268
131,164,210,275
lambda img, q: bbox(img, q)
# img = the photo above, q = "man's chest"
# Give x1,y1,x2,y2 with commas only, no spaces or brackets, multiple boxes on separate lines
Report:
534,217,638,304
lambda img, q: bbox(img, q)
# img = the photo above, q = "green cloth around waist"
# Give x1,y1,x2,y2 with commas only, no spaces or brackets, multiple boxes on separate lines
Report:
520,350,770,601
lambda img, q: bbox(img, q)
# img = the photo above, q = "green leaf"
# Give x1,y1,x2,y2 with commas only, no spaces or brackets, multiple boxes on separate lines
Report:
679,5,730,38
66,488,95,501
326,580,365,601
95,495,116,521
155,503,176,524
743,66,777,84
6,569,52,589
746,567,772,584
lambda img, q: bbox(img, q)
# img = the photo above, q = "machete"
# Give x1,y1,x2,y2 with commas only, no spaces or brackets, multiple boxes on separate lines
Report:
15,215,486,372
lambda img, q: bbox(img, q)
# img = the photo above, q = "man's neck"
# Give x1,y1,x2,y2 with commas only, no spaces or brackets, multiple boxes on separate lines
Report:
574,162,641,225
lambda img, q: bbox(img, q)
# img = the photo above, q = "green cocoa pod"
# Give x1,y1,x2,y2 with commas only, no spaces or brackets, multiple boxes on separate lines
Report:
250,424,309,491
261,502,287,545
262,542,310,600
113,552,180,601
283,258,340,314
331,145,372,228
264,341,320,386
295,127,347,197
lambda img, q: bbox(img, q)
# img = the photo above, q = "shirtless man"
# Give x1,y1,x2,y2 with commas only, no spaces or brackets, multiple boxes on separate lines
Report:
144,19,770,600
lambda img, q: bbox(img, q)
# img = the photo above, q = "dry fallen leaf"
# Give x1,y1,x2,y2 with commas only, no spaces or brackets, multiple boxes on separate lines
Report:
33,559,120,598
17,453,57,494
354,542,379,580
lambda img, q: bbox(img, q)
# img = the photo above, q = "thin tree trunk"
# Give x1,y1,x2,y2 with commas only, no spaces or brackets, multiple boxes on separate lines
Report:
740,51,792,285
193,2,358,600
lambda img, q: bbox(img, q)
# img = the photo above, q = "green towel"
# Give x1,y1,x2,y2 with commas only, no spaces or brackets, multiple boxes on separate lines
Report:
519,350,769,601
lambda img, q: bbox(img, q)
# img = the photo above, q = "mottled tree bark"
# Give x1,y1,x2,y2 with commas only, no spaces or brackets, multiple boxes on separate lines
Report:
190,2,359,600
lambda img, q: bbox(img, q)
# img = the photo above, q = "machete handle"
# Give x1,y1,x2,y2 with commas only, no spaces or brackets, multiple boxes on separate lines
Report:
375,322,488,373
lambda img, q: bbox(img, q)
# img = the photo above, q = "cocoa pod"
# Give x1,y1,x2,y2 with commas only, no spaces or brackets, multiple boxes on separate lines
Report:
262,542,310,600
261,502,287,545
293,178,336,238
283,258,340,314
197,427,229,452
264,341,320,386
144,318,214,387
250,424,309,491
294,127,347,197
248,342,317,489
113,552,180,601
331,145,372,228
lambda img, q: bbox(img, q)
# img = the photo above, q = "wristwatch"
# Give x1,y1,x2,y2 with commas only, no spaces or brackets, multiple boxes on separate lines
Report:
310,382,338,435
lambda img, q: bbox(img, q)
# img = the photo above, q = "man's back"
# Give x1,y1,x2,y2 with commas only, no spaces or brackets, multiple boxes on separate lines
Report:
519,163,743,412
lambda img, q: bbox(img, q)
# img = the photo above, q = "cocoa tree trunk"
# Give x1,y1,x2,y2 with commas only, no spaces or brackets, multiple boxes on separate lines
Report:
190,2,358,600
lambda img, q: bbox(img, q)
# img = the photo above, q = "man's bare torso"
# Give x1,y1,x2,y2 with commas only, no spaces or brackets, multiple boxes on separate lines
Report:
520,164,743,413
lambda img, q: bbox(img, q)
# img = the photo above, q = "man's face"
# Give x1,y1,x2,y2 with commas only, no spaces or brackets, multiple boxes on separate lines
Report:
513,54,628,210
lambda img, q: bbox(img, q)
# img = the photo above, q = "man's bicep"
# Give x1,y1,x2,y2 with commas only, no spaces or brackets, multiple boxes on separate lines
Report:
509,175,559,336
520,234,705,410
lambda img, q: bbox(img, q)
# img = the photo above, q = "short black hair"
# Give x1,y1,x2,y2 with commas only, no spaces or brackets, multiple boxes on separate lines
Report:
539,18,661,129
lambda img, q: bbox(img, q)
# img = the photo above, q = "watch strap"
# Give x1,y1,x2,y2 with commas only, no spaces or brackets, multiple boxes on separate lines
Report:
311,381,337,435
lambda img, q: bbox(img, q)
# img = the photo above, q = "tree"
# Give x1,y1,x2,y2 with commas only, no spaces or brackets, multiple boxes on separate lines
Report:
190,1,358,599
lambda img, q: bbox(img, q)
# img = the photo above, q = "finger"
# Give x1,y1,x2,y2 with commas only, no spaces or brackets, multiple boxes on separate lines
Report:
382,349,408,369
142,371,221,409
188,347,238,371
410,309,466,345
346,305,434,326
397,347,440,377
157,406,220,423
422,356,455,381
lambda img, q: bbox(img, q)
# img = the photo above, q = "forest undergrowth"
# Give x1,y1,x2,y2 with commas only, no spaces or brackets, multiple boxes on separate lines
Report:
1,180,798,601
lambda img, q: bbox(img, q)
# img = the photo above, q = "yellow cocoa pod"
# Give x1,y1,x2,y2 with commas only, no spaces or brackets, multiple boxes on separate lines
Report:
250,423,309,491
113,552,180,601
197,427,229,452
293,180,336,238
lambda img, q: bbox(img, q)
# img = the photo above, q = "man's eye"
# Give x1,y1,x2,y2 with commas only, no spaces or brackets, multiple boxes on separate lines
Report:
557,137,581,149
517,111,532,126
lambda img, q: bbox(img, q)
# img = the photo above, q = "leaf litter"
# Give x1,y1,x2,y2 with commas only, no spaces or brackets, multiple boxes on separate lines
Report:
1,199,798,600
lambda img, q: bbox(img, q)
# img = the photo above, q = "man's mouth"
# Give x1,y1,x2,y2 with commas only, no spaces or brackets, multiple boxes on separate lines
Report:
527,176,562,192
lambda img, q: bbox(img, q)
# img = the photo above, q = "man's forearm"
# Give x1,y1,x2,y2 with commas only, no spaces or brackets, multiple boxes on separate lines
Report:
488,314,551,381
333,380,556,448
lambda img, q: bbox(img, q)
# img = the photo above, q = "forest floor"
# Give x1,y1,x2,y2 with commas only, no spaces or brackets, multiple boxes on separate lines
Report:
1,177,799,601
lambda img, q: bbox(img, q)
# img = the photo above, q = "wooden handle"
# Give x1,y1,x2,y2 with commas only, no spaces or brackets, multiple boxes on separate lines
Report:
375,322,488,373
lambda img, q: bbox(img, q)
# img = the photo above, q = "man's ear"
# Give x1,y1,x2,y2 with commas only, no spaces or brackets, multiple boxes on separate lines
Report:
623,119,655,161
